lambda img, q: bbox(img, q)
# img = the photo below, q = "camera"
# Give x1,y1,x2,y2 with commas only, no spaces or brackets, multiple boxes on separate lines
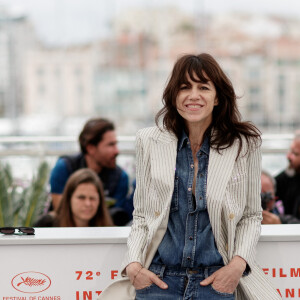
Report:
261,192,274,210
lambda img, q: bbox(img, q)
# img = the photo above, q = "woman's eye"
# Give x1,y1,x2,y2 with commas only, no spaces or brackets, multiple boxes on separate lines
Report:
200,86,209,90
180,85,188,90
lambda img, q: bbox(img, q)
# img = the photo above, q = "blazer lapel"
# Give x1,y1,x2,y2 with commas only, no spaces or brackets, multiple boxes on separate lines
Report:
207,142,239,241
149,130,177,200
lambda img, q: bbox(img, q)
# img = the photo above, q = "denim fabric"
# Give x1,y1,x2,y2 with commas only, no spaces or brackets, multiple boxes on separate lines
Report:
152,132,223,267
135,264,235,300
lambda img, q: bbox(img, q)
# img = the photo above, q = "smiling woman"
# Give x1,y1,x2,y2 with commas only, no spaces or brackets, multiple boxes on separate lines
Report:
35,168,114,227
98,53,281,300
175,72,218,131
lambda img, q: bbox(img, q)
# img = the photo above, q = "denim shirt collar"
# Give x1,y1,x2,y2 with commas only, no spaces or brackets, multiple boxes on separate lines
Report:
178,130,210,156
177,130,189,151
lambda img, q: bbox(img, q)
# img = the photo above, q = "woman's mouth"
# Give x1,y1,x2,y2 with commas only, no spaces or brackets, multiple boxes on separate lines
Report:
185,104,203,110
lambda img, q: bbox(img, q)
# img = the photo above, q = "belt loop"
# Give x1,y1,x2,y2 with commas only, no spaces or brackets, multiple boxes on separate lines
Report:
204,267,209,278
159,265,166,279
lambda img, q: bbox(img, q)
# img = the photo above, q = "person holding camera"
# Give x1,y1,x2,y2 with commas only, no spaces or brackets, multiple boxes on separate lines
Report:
261,170,300,224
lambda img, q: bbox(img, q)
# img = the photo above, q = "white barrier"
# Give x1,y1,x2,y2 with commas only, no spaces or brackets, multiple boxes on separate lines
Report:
1,225,299,299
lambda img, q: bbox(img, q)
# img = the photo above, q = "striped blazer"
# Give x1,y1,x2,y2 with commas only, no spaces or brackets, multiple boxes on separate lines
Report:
98,127,281,300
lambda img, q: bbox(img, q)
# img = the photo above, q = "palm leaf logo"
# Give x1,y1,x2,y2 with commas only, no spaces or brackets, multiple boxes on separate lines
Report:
17,276,46,287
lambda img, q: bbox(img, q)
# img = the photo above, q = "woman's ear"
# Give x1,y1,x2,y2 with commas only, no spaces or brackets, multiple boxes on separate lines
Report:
214,97,219,106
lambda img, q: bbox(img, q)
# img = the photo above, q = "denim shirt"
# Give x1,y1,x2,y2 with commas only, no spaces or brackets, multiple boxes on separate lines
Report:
152,131,224,268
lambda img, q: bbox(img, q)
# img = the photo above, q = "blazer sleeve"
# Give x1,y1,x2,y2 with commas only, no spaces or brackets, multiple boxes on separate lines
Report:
232,143,263,266
121,130,149,274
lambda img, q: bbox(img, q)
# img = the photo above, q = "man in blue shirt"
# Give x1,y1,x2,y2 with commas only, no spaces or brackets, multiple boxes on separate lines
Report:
50,118,131,222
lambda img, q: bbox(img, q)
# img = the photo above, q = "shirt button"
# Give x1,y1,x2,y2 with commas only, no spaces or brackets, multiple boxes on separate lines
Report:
200,174,204,177
229,213,235,220
199,196,202,200
187,256,191,260
155,211,161,217
189,236,193,240
188,187,192,191
190,164,194,169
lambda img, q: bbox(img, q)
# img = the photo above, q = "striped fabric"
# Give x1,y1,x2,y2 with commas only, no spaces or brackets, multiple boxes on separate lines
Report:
98,127,281,300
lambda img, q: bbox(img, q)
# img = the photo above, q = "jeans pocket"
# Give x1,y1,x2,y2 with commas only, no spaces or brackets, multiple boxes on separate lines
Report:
135,283,156,293
209,284,234,298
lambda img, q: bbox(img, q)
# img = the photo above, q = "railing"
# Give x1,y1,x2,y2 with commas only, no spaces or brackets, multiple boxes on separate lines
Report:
0,134,293,155
260,133,293,153
0,134,292,180
0,136,136,156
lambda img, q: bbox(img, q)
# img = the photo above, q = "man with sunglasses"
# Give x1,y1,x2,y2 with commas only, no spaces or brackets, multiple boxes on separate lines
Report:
49,118,131,224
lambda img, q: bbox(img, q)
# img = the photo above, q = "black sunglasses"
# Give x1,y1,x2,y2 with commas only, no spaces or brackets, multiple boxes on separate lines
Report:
0,227,35,235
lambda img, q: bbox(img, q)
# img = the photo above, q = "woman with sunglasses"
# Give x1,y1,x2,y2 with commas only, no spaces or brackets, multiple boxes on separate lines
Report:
35,168,113,227
98,54,280,300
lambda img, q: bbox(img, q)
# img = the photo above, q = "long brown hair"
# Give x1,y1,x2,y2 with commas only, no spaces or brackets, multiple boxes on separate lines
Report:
56,168,113,227
155,53,261,156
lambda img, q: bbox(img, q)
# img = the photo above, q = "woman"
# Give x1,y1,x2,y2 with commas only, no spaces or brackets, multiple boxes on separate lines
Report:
99,54,280,299
35,168,113,227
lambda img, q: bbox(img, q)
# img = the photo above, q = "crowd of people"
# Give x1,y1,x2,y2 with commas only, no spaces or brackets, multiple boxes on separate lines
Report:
33,94,300,229
31,73,300,230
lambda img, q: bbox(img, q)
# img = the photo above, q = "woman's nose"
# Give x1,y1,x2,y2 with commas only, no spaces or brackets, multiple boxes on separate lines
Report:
189,87,200,100
84,199,92,206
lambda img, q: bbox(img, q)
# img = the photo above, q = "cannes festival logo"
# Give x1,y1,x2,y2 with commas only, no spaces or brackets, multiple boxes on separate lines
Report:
11,271,51,293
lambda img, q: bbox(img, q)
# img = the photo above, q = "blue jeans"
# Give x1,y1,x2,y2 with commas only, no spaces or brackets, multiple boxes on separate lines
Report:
135,264,235,300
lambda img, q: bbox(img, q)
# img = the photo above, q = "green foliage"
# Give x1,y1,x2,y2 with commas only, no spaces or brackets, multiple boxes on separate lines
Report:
0,161,50,227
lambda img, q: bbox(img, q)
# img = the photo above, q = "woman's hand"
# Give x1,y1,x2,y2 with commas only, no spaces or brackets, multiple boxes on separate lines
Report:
126,262,168,290
200,256,246,294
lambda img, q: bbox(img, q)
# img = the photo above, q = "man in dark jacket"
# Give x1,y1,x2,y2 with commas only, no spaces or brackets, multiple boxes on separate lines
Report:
275,131,300,219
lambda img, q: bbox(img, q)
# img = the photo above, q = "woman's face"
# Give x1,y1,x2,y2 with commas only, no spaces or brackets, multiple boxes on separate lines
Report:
176,72,218,129
70,183,100,226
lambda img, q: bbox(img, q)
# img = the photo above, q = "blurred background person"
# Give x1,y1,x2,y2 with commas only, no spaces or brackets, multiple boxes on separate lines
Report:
35,168,114,227
49,118,132,224
261,170,300,224
275,130,300,219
